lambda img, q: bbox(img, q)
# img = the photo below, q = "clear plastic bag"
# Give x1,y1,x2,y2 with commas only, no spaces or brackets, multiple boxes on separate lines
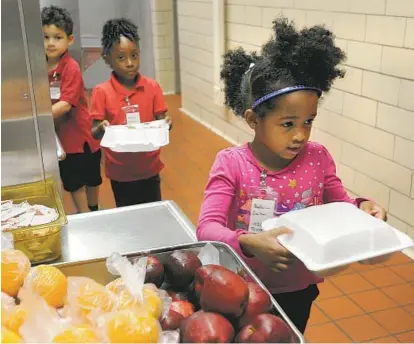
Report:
64,276,117,323
106,253,172,321
1,302,27,335
21,265,68,308
90,253,175,343
1,248,31,297
197,243,220,266
1,232,14,250
18,287,66,343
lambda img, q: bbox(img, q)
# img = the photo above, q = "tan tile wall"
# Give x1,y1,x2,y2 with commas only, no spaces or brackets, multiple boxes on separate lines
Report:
152,0,176,93
175,0,414,239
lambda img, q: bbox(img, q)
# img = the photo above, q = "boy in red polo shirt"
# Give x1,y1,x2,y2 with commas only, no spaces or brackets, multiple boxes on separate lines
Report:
41,6,102,213
91,18,171,207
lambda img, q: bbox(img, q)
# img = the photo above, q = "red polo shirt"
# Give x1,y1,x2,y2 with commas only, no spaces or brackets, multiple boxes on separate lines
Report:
90,73,168,182
48,52,99,154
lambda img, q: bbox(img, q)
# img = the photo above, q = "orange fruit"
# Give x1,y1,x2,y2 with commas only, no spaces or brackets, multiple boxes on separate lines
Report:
1,249,30,297
2,305,27,333
103,309,160,343
141,288,163,320
1,325,22,343
106,278,124,294
66,277,115,317
53,324,99,343
116,287,163,320
23,265,67,308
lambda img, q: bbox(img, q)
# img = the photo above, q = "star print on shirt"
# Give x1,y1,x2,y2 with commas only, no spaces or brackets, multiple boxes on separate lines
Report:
319,182,324,188
288,179,297,189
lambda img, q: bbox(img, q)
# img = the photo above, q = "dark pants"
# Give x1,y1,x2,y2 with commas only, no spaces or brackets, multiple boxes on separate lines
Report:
110,174,161,207
273,284,319,334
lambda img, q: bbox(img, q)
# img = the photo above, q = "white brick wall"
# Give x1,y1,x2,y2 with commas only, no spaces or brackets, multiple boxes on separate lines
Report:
152,0,176,93
365,16,406,47
175,0,414,239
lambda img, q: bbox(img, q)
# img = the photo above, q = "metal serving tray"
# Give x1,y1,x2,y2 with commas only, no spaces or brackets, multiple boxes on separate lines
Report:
53,241,304,343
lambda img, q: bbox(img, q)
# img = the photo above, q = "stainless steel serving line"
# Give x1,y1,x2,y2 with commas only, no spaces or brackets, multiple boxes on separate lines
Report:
55,201,197,264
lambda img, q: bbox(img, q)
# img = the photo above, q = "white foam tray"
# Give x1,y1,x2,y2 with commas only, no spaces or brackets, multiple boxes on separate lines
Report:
262,202,413,272
101,120,169,153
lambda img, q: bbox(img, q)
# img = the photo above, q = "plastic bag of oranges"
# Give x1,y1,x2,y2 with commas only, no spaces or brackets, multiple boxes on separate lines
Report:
16,286,101,343
96,308,161,343
1,292,27,337
1,292,16,313
21,265,68,308
2,303,27,335
52,324,100,343
65,276,116,323
105,253,172,320
17,287,68,343
2,325,23,343
1,249,31,297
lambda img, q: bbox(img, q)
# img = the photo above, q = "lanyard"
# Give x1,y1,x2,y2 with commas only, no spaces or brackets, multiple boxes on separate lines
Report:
125,96,131,106
260,169,267,188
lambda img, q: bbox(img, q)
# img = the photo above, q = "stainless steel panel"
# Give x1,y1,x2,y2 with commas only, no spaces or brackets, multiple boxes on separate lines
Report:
20,0,62,188
1,0,45,186
1,0,61,191
56,201,197,264
53,241,304,343
39,0,83,69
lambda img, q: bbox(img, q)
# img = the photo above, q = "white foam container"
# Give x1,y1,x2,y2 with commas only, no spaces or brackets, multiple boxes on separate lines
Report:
100,120,169,153
262,202,413,272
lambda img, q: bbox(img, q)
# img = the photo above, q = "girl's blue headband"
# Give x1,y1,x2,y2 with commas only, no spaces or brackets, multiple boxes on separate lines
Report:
251,85,322,110
246,63,322,110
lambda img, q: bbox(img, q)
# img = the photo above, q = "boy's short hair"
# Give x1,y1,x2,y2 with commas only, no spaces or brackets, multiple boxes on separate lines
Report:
41,5,73,36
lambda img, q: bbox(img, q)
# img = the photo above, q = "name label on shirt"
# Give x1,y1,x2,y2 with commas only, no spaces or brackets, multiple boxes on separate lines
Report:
50,86,61,100
248,198,276,233
126,112,141,125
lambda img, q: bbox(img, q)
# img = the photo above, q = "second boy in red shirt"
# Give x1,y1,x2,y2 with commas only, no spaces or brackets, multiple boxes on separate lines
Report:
91,18,171,207
42,6,102,213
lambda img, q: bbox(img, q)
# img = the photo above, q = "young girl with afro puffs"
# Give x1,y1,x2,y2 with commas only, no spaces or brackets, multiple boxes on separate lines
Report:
197,18,387,333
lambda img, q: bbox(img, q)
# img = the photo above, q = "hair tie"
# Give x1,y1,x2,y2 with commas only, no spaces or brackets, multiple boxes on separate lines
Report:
244,63,255,75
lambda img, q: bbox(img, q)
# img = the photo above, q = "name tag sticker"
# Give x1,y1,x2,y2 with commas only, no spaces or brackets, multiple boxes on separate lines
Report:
248,198,276,233
50,87,61,100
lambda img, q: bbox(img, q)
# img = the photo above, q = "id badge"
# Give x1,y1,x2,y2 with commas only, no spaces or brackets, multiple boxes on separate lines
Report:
49,80,61,101
122,104,140,126
247,186,278,233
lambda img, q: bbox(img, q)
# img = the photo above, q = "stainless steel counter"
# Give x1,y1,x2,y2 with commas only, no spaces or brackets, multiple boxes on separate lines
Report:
56,201,197,264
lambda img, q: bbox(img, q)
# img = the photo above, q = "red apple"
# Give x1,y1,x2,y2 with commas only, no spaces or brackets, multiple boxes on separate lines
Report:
194,264,228,299
164,251,202,290
145,256,165,288
167,290,189,302
180,311,235,343
170,300,195,318
238,282,272,328
160,309,184,331
236,313,294,343
199,268,249,318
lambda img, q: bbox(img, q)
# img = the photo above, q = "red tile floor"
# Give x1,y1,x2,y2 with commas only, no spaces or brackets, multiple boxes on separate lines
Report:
63,51,414,341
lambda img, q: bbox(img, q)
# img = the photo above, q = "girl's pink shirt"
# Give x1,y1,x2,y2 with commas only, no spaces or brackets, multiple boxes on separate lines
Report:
197,141,366,294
